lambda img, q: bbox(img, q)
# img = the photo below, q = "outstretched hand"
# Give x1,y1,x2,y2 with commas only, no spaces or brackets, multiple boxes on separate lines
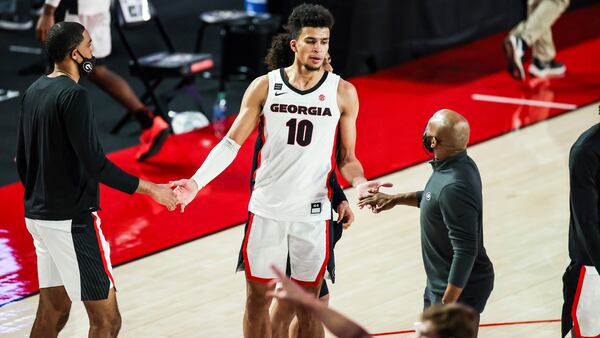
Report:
356,181,393,199
151,184,178,211
169,179,199,212
356,181,393,212
358,191,397,214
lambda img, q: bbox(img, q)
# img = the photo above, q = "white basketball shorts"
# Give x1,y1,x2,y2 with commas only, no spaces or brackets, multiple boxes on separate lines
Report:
64,11,112,58
25,212,115,301
571,265,600,338
239,213,329,286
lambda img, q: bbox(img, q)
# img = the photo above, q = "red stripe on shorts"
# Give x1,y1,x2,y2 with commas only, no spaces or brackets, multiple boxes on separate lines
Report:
91,213,115,287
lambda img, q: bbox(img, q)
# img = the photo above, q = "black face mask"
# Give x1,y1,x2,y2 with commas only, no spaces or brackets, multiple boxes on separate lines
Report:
422,128,435,153
75,49,96,76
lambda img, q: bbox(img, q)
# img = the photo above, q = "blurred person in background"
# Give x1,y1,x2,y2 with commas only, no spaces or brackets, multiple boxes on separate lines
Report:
36,0,170,161
504,0,569,80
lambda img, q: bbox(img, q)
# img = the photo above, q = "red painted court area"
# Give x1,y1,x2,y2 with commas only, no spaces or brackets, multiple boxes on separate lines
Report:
1,4,599,305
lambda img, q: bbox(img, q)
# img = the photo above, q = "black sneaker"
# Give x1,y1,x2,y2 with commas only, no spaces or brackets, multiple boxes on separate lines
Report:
503,35,526,80
0,14,33,31
528,58,566,78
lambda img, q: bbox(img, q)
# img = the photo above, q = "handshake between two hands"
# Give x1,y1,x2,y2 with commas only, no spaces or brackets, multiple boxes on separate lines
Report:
150,178,396,214
356,180,396,214
149,179,199,213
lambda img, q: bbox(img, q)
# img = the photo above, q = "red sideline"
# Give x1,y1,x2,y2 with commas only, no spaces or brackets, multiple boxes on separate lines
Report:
371,319,561,336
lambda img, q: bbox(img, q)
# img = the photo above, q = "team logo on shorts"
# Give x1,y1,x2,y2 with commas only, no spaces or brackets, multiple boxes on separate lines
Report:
319,94,326,101
311,202,322,214
425,192,431,201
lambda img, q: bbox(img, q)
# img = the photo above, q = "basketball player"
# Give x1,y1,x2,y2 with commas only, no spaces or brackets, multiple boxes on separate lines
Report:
170,4,385,337
17,22,177,337
263,30,353,337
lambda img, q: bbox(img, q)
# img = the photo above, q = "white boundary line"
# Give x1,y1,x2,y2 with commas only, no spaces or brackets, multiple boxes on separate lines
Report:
472,93,578,110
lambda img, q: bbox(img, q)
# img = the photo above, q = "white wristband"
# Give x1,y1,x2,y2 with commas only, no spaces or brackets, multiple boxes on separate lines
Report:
191,136,241,190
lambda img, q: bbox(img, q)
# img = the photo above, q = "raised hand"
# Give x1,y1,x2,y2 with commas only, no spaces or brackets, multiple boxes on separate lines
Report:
169,179,199,212
356,181,393,199
150,184,178,211
337,201,355,229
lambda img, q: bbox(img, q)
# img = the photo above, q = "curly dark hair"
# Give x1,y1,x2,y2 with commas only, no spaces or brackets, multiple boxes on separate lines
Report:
265,3,334,70
265,33,294,71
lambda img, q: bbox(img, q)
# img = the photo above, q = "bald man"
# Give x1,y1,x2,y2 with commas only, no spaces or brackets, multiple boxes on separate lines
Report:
358,110,494,336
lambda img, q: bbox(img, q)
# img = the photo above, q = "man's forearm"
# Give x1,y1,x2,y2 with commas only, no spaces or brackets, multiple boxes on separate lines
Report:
393,192,419,207
339,159,366,187
136,179,155,196
303,297,371,338
442,283,464,304
42,3,56,16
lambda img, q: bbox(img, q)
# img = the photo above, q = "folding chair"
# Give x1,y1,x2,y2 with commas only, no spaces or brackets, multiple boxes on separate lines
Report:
194,10,279,93
112,0,214,134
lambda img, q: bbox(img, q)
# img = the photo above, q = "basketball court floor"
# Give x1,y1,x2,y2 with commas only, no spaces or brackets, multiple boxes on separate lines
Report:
0,102,597,337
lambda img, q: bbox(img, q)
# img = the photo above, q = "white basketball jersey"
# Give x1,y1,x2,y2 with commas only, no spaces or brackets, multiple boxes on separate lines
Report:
248,68,341,222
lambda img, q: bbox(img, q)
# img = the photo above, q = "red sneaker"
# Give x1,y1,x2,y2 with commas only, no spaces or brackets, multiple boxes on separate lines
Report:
136,116,170,162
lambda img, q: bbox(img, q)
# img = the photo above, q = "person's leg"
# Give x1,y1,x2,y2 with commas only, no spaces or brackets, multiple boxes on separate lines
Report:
504,0,539,80
288,219,329,338
25,218,73,338
244,279,275,338
30,286,72,338
83,288,121,338
87,63,170,160
241,214,288,338
76,11,168,160
271,297,296,338
87,65,145,113
519,0,570,51
294,281,324,338
528,0,569,77
289,291,329,338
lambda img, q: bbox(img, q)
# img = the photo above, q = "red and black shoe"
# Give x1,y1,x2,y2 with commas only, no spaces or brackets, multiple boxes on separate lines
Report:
136,116,170,162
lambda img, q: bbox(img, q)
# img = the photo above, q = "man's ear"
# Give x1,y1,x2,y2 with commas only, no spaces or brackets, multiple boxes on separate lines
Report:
290,39,297,53
70,49,79,61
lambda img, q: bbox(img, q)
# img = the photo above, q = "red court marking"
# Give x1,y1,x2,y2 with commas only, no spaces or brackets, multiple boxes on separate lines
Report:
371,319,561,336
1,4,600,305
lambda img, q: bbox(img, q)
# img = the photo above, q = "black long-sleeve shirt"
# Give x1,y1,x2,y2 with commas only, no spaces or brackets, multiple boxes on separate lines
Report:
16,75,139,220
568,123,600,274
417,151,494,296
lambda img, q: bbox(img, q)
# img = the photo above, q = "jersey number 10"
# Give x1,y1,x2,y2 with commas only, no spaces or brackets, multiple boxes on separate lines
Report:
286,118,314,147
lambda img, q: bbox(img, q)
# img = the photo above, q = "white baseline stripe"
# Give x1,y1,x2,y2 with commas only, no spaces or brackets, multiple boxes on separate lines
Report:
472,93,577,110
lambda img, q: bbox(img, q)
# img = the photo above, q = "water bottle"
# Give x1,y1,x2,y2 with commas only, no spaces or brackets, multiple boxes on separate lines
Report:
244,0,267,15
212,91,227,137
